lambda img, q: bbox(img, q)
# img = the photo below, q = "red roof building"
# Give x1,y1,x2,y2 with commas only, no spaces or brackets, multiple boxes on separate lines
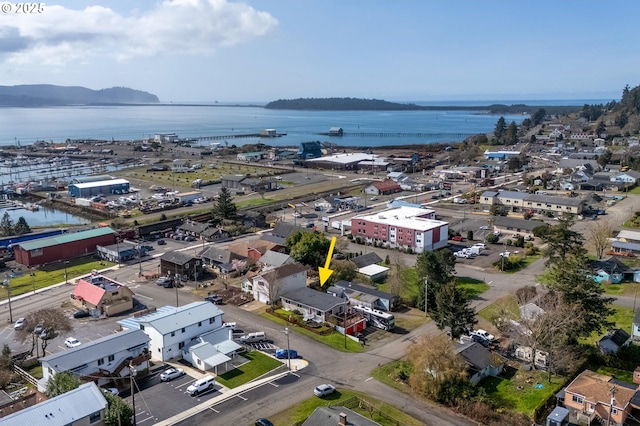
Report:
364,179,402,196
70,275,135,316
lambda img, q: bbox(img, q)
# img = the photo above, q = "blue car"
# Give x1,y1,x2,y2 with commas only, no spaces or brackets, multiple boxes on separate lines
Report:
275,349,298,359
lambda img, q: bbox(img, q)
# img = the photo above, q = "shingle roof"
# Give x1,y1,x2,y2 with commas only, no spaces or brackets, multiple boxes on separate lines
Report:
41,329,149,373
493,217,547,232
350,252,383,268
260,262,307,283
272,223,308,239
281,287,346,312
159,250,196,265
303,406,381,426
178,221,210,234
565,370,637,409
17,227,115,251
454,340,495,371
221,174,247,182
201,246,244,264
334,280,396,302
0,382,107,425
370,179,401,192
117,302,222,336
258,251,293,268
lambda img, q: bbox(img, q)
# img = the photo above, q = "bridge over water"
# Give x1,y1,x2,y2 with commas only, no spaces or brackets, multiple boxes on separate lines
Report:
195,131,477,142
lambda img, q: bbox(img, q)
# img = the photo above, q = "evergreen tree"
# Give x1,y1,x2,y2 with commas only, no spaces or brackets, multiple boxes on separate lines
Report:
212,187,237,221
505,121,518,144
46,371,81,397
13,217,30,235
0,212,13,236
416,249,456,312
104,392,135,426
541,216,587,266
432,281,477,338
532,108,546,126
494,116,506,141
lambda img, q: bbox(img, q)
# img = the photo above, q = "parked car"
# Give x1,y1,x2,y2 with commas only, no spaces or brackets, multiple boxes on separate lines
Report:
33,323,44,334
205,294,223,304
452,236,464,242
64,337,81,348
73,310,91,319
156,277,174,287
313,383,336,397
102,388,119,396
239,332,266,343
275,349,298,359
292,212,302,218
370,196,378,201
255,419,275,426
473,243,487,250
471,334,491,348
160,367,185,382
14,317,25,330
479,225,490,230
499,251,510,258
187,375,215,396
471,329,495,342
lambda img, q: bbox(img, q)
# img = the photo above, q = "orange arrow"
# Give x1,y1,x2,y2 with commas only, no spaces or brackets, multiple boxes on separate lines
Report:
318,236,337,286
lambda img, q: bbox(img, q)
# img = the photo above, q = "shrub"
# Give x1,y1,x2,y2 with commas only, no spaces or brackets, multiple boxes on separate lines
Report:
523,211,533,220
506,239,513,246
467,230,474,241
514,236,525,247
486,233,499,244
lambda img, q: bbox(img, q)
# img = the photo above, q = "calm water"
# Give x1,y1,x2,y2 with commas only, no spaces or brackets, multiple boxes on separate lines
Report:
0,103,575,148
0,205,90,227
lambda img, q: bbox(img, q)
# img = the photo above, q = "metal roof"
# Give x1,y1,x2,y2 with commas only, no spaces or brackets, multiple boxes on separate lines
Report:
41,329,149,373
17,227,115,251
1,382,107,425
159,250,196,265
117,302,223,336
69,178,130,189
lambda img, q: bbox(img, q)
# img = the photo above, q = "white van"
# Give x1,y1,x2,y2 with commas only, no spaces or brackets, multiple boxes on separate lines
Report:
186,375,215,396
239,331,266,343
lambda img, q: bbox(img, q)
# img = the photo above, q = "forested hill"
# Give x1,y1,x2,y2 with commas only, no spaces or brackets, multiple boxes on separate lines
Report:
265,97,581,115
0,85,160,106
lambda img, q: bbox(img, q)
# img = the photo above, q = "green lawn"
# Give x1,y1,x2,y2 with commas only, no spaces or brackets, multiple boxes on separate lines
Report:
215,351,282,389
371,360,413,393
261,312,365,353
1,259,115,299
457,277,490,300
268,389,425,426
479,295,520,323
594,365,635,384
481,369,565,416
580,306,635,345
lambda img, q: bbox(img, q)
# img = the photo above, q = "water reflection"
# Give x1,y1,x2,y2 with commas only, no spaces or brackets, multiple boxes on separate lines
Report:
0,205,90,227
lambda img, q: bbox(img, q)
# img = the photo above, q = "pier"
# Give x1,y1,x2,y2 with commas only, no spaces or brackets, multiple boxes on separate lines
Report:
317,131,478,139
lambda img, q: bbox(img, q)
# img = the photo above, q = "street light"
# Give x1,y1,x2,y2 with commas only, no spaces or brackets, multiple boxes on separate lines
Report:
129,362,137,425
30,267,36,294
64,261,70,285
2,278,12,323
284,327,291,371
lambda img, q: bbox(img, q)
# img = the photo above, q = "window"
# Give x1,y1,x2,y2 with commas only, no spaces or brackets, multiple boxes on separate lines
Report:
182,328,186,333
572,395,584,404
108,354,115,362
89,411,101,423
178,342,185,349
111,291,118,296
612,408,618,415
198,321,202,327
171,331,175,337
140,325,145,331
209,318,214,324
97,358,104,366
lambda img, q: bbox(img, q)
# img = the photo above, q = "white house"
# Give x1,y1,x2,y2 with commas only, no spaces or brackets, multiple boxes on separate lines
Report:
242,262,307,304
1,382,108,426
612,171,640,184
182,327,243,373
117,302,225,362
40,329,151,391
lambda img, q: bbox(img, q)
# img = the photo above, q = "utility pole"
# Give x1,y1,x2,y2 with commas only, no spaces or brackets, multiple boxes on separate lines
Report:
343,307,347,349
424,277,428,317
284,327,291,371
129,362,137,425
607,384,617,426
2,278,12,323
138,245,142,277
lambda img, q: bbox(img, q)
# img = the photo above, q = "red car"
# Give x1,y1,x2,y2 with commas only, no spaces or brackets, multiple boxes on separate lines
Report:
452,236,464,241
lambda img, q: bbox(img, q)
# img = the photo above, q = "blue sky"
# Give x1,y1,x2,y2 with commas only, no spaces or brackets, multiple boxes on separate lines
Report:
0,0,638,103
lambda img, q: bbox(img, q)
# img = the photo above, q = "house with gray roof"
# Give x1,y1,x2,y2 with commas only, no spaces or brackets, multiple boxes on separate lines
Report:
177,220,211,238
182,326,243,373
454,338,504,385
493,217,547,237
159,250,202,281
302,406,381,426
599,328,631,354
242,262,308,304
40,329,150,390
258,250,295,270
280,287,347,323
1,382,107,426
118,302,224,362
481,190,586,215
350,252,383,269
200,246,246,273
331,280,399,311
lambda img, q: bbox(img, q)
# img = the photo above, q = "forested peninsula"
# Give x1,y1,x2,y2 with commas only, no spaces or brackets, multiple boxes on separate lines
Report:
0,85,159,106
265,97,582,115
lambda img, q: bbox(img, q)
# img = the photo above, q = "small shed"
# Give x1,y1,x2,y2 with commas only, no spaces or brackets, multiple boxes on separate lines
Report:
546,406,569,426
357,264,389,282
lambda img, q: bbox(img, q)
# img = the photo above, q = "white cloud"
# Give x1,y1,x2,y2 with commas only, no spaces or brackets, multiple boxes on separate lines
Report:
0,0,278,66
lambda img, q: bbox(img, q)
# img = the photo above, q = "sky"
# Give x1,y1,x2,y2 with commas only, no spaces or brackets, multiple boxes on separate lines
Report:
0,0,638,103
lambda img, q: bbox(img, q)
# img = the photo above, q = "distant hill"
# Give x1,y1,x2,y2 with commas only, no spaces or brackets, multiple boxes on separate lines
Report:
265,97,581,114
0,85,160,106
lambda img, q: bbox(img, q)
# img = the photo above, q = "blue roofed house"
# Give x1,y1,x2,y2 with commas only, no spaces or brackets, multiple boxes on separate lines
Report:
298,141,323,159
40,329,151,391
0,382,108,426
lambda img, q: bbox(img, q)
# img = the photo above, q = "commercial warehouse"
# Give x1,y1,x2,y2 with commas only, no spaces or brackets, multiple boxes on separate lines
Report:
68,178,130,198
13,227,117,266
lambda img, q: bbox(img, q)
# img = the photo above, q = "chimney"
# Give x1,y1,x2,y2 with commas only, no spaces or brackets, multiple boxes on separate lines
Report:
339,412,347,426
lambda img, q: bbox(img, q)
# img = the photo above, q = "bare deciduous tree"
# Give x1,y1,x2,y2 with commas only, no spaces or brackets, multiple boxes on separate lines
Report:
589,219,613,259
14,307,72,356
406,334,468,400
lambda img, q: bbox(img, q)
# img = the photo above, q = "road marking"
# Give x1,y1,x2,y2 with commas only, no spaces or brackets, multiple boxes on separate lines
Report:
269,382,279,387
208,407,219,413
136,294,154,300
236,394,247,401
364,377,373,382
487,281,493,285
290,372,300,378
136,415,155,423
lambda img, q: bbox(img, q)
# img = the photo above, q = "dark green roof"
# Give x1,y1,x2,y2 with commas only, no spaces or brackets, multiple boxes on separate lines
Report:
17,227,115,250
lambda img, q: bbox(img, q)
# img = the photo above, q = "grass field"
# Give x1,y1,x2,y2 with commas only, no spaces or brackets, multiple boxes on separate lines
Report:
479,295,520,323
215,351,282,389
579,305,635,345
